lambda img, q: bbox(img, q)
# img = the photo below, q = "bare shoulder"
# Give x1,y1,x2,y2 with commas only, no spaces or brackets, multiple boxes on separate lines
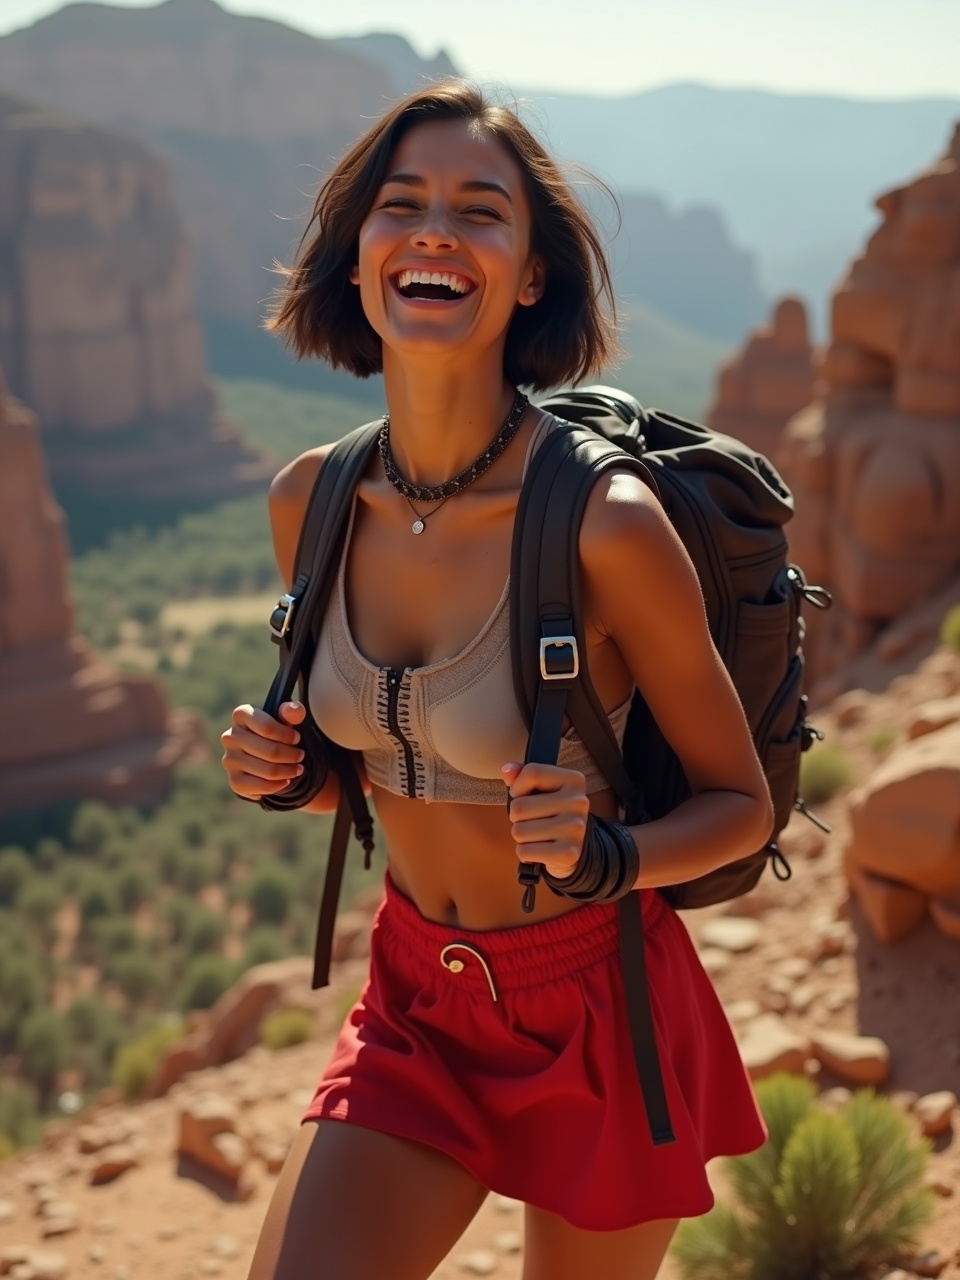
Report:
268,443,337,587
578,464,681,579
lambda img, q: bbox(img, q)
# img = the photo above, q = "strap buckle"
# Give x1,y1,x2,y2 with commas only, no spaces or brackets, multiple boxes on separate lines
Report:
269,592,297,644
539,636,579,681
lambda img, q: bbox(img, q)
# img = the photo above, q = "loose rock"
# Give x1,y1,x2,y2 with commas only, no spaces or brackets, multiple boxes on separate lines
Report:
699,917,762,953
0,1202,13,1225
737,1014,809,1079
493,1231,522,1254
810,1030,890,1085
90,1143,140,1186
913,1091,956,1137
458,1250,497,1276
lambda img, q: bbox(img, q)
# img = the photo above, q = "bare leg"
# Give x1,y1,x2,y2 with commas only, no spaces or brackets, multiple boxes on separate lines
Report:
248,1120,488,1280
523,1203,678,1280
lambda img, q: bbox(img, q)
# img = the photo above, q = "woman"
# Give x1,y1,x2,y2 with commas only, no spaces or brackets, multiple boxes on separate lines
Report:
222,81,772,1280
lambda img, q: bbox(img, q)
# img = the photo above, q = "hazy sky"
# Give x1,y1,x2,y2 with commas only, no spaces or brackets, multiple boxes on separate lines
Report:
0,0,958,99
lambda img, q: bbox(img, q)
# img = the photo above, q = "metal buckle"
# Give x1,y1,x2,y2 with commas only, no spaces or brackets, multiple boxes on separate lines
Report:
269,592,297,643
539,636,579,681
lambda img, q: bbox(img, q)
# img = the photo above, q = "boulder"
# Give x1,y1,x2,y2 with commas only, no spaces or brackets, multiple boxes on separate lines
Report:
907,695,960,739
845,721,960,940
177,1094,246,1186
737,1014,809,1079
914,1091,956,1137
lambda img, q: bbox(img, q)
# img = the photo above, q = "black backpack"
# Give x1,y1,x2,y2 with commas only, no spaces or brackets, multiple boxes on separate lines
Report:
258,385,831,1146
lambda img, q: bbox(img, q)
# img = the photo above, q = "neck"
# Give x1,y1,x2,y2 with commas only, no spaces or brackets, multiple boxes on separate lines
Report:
380,348,519,487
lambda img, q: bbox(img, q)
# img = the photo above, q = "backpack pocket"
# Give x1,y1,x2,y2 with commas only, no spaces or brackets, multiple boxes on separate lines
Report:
729,570,800,736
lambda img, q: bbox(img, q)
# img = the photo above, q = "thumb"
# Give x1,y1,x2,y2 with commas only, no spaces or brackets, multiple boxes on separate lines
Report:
277,700,306,725
500,762,524,790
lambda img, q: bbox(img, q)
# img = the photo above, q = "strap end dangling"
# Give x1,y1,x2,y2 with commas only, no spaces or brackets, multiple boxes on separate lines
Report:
518,862,541,913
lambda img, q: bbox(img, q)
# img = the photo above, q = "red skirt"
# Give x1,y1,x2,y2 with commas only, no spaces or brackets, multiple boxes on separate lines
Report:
304,874,766,1231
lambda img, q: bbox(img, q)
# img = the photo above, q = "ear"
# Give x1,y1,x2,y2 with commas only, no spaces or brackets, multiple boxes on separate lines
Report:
517,256,545,308
348,264,360,285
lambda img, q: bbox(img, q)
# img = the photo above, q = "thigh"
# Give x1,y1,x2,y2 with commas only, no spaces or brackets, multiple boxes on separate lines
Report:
523,1203,678,1280
247,1120,488,1280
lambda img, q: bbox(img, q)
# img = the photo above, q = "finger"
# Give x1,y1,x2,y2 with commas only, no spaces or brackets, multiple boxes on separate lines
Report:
511,817,586,849
223,750,304,783
515,842,582,868
233,704,300,744
277,700,307,726
508,790,588,823
506,763,583,799
229,771,299,799
223,725,304,766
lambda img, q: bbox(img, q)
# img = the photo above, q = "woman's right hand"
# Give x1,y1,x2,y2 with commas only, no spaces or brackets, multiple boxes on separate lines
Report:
221,700,306,800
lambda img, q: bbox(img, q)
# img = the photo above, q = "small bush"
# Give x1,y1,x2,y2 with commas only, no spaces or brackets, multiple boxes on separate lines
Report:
186,908,229,957
69,801,118,856
242,924,290,969
0,1082,40,1151
112,1019,184,1101
671,1074,934,1280
17,1008,67,1106
0,846,31,907
111,950,165,1007
940,603,960,652
78,871,120,926
248,863,293,926
799,744,853,805
179,954,234,1011
260,1007,314,1051
867,727,897,755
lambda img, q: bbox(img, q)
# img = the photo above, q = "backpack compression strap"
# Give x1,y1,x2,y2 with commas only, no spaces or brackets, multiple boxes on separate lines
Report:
510,424,676,1146
260,421,382,990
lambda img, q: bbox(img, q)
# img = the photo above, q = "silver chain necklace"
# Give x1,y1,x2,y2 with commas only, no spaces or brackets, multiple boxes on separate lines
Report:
378,390,529,535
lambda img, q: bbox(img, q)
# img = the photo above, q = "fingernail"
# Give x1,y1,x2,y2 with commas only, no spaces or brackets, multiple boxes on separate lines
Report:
295,765,304,775
292,731,301,744
296,751,305,762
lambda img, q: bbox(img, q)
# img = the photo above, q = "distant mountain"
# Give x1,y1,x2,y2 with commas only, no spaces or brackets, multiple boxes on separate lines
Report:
525,84,960,327
0,0,763,381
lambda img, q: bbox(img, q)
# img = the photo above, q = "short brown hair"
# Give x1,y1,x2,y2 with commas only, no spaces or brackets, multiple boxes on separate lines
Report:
266,81,619,391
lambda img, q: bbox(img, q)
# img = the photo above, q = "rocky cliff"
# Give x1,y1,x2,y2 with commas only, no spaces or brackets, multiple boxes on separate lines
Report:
781,123,960,696
0,89,273,501
0,370,201,814
705,297,817,456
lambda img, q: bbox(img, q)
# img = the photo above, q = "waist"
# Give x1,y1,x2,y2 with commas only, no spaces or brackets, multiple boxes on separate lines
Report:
375,870,664,995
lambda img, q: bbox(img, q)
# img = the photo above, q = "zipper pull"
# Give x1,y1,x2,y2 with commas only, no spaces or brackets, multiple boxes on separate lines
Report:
794,797,832,834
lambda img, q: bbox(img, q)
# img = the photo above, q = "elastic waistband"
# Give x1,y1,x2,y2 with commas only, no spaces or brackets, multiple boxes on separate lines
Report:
375,873,663,995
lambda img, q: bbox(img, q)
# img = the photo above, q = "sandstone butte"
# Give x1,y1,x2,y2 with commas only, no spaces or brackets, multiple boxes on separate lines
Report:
705,296,817,458
780,121,960,699
0,370,202,815
0,89,272,501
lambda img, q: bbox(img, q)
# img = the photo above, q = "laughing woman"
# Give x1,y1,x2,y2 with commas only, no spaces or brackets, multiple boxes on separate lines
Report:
221,81,772,1280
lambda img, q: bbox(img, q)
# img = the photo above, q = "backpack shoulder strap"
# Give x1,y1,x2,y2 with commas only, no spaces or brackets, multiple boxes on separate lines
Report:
510,422,654,810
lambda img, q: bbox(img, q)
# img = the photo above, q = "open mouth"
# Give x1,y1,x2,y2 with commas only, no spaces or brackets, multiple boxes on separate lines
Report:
393,269,475,302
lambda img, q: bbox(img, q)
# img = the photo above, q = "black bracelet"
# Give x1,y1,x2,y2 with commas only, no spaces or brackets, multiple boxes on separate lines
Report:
541,814,640,903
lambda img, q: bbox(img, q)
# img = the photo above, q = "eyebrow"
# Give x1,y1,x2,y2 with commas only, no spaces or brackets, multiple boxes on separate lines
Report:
382,172,513,204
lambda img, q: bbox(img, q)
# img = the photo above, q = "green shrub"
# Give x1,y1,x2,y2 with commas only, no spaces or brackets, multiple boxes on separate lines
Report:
112,1018,184,1101
111,950,165,1007
260,1007,314,1051
936,602,960,651
17,1008,67,1106
0,1133,14,1161
0,1082,40,1151
78,870,120,925
114,859,154,913
247,863,293,926
671,1074,935,1280
242,924,290,969
19,878,63,939
186,907,229,956
179,954,234,1011
94,917,140,958
0,846,31,907
867,727,897,755
69,801,118,855
799,744,853,805
0,949,43,1049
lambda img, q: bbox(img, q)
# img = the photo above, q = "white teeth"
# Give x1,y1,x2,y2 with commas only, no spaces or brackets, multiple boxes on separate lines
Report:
395,269,470,295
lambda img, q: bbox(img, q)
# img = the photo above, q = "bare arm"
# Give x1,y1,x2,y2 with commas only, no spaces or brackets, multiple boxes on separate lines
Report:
221,446,343,814
507,468,774,888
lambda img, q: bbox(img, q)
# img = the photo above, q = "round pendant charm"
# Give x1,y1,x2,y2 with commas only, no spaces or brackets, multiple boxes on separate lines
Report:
411,518,425,535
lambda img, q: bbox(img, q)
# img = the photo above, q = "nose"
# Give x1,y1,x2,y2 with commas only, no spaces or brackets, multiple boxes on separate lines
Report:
410,204,458,251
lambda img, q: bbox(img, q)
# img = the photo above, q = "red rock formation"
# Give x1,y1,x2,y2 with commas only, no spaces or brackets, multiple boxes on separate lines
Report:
0,90,272,500
0,371,201,814
705,297,817,457
781,124,960,696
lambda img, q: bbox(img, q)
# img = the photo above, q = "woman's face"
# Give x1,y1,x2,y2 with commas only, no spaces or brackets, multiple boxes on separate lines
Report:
352,118,544,365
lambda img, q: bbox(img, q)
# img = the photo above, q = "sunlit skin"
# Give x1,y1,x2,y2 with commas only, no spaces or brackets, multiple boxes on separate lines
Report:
222,117,774,1280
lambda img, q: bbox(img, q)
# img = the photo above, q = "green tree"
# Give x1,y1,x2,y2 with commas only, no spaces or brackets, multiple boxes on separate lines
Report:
18,1009,67,1108
0,846,30,907
69,801,118,856
179,954,234,1011
242,925,290,969
186,908,229,957
248,863,293,926
112,950,165,1008
19,878,63,949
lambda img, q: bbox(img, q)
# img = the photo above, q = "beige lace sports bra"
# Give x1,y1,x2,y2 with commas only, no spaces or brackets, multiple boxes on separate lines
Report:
307,416,632,805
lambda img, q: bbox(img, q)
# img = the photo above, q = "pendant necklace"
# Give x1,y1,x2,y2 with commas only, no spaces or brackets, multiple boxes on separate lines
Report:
378,390,529,535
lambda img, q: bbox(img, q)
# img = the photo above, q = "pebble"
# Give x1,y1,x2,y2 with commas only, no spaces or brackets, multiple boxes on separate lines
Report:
914,1091,956,1137
724,999,762,1023
697,947,731,976
0,1201,13,1225
125,1236,143,1251
199,1263,222,1277
109,1267,131,1280
900,1252,948,1278
458,1251,497,1276
922,1172,954,1197
822,988,851,1013
92,1219,117,1235
27,1254,68,1280
40,1216,77,1239
157,1225,180,1241
737,1014,808,1080
777,957,812,982
788,983,818,1014
699,917,762,953
819,1086,853,1111
810,1030,890,1085
493,1231,522,1254
209,1236,239,1261
87,1244,107,1263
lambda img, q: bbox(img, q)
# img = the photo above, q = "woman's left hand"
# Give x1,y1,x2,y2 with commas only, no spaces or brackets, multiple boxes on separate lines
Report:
501,762,589,881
